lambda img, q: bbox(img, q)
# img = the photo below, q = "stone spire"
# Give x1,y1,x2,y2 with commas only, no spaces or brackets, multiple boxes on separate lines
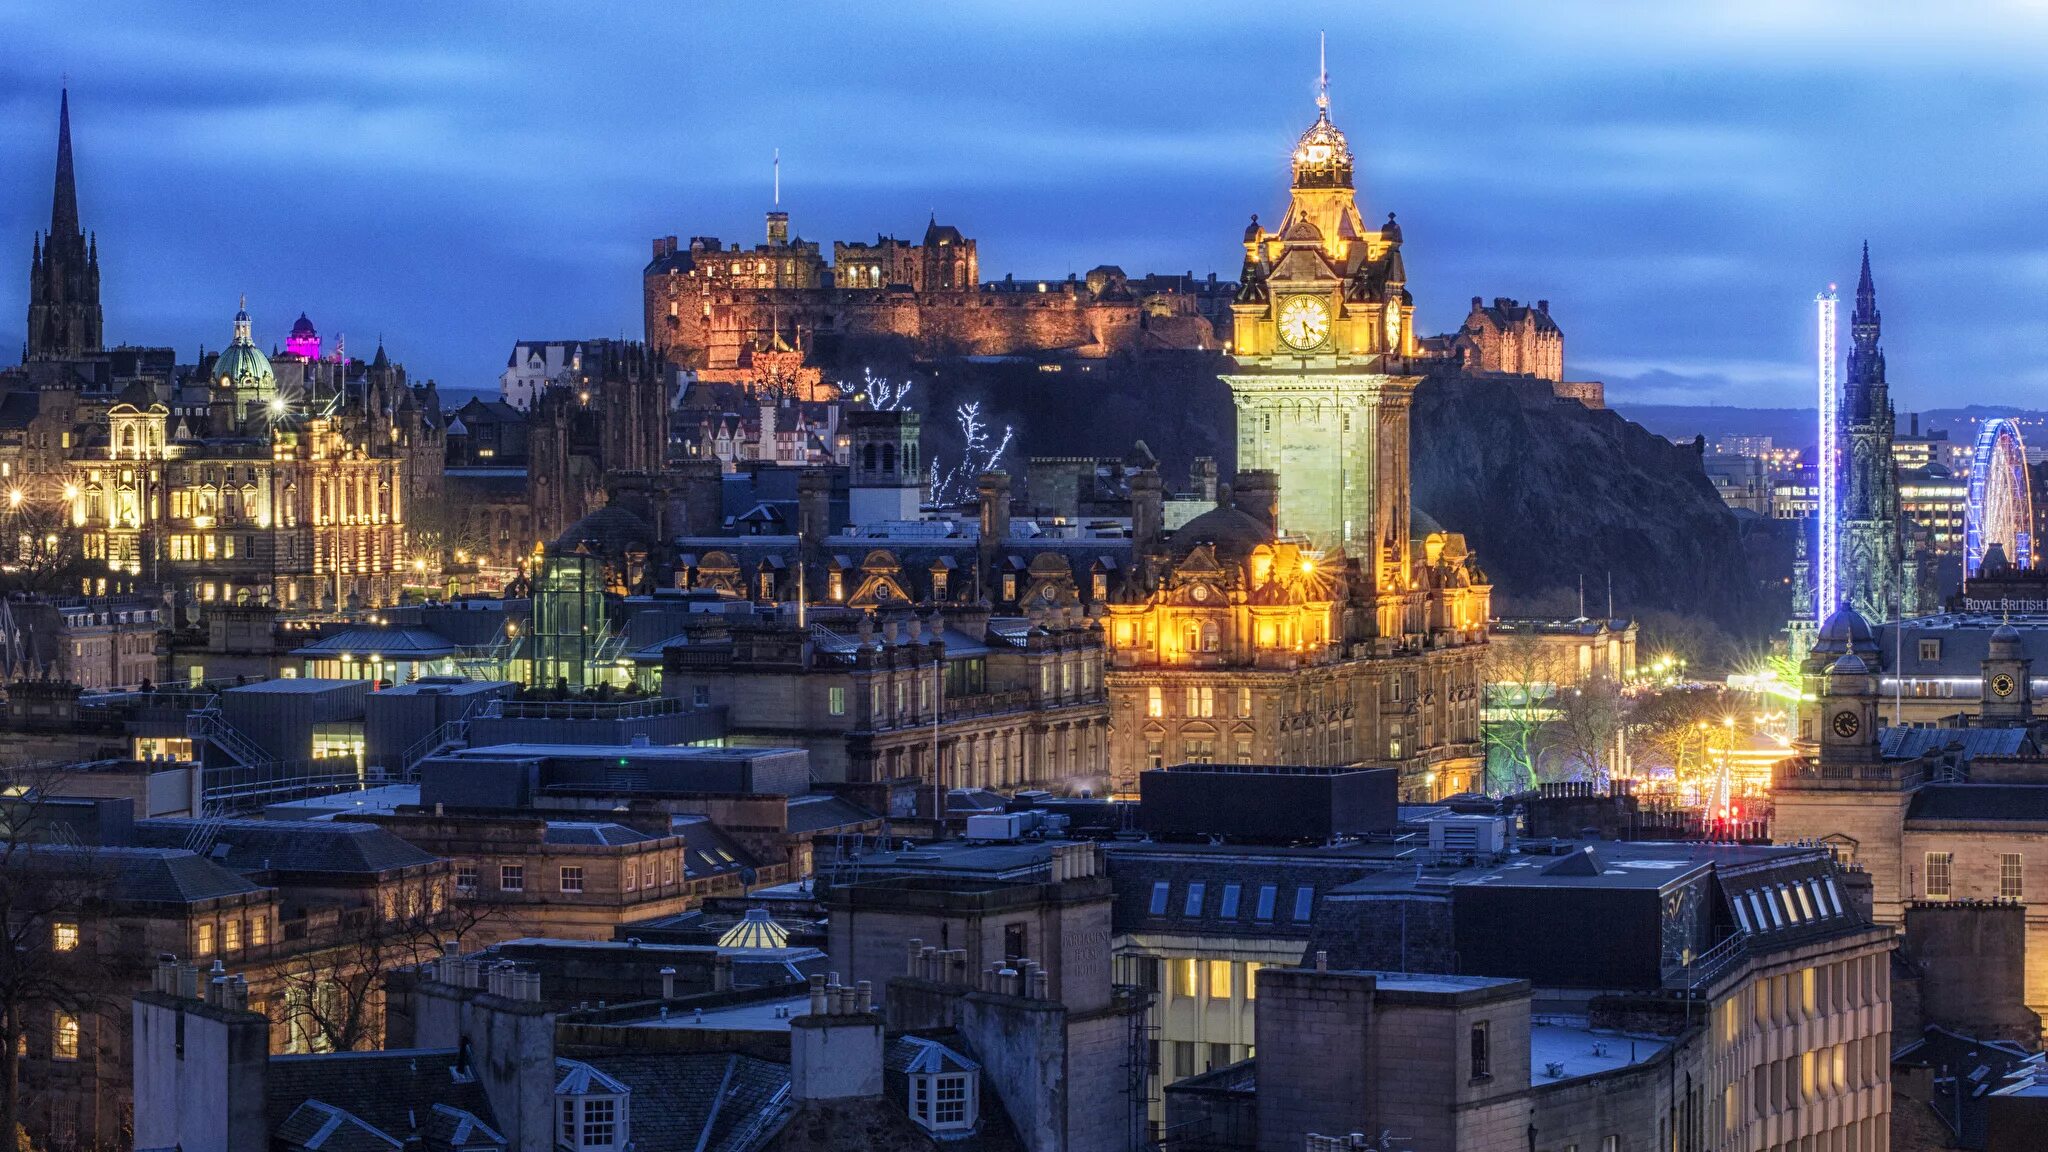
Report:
26,87,102,362
50,88,79,241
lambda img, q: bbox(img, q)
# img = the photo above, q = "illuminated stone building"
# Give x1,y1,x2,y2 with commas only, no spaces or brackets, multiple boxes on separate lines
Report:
1102,478,1489,800
644,211,1220,369
1103,82,1490,801
62,301,440,618
1779,604,2048,1012
1223,79,1415,561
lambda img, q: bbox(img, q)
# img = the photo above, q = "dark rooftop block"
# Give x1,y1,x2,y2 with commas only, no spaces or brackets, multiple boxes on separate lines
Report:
1139,764,1398,843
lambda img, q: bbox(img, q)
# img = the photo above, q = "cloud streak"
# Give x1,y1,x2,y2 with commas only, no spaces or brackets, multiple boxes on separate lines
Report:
0,1,2041,407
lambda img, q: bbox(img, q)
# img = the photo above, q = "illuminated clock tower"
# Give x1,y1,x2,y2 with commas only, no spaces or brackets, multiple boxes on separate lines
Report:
1223,70,1416,622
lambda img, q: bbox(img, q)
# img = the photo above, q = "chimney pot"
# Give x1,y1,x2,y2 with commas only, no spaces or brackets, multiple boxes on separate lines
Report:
1315,950,1329,972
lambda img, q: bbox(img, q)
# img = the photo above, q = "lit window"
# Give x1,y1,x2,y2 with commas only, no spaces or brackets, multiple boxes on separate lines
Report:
500,864,525,892
52,921,78,952
1245,962,1262,1000
1207,960,1233,999
456,864,478,894
224,919,242,952
828,686,846,716
53,1013,79,1061
560,866,584,894
249,916,268,947
195,922,215,957
1147,686,1163,718
2003,853,2025,901
1925,852,1952,899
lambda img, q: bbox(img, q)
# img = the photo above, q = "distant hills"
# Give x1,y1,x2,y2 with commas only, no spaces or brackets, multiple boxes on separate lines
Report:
1615,403,2048,449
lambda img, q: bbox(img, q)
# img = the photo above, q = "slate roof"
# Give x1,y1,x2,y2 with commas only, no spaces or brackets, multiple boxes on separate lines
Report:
672,815,760,879
265,1049,497,1151
11,845,265,906
1880,726,2033,763
1103,843,1400,938
291,627,461,659
579,1051,791,1152
782,794,880,835
764,1096,941,1152
134,819,440,876
544,821,653,847
275,1100,402,1152
1908,784,2048,823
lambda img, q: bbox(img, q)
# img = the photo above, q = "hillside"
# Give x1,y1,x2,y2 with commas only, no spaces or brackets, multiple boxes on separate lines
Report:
1413,378,1769,634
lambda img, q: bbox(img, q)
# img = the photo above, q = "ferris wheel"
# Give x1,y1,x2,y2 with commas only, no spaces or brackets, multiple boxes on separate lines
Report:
1966,417,2035,575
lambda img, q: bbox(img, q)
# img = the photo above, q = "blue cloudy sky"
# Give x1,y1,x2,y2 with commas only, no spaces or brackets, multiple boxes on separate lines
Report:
2,1,2045,409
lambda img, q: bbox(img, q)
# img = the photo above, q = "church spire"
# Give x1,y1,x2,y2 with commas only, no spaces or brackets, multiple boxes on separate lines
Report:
50,88,79,242
1852,240,1879,332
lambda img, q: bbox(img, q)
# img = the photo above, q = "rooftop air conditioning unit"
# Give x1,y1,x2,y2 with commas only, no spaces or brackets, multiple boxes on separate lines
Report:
1429,815,1508,856
966,813,1027,842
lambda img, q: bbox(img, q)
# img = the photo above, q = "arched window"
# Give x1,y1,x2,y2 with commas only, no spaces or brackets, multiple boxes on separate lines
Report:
882,443,897,472
1200,621,1221,652
863,444,878,471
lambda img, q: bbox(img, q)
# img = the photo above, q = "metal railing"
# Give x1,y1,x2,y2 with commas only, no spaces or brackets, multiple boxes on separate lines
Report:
187,707,273,769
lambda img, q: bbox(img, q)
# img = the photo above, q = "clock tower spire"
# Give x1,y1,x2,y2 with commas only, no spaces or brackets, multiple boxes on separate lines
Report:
1222,42,1419,628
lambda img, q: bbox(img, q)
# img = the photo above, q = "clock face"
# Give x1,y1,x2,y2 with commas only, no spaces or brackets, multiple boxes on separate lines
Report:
1993,673,2017,698
1190,583,1210,602
1277,296,1331,351
1383,302,1402,351
1831,710,1861,739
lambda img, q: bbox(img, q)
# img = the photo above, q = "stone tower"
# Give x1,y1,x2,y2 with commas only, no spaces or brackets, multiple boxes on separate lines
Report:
1982,620,2034,726
1221,66,1414,610
26,89,102,363
1833,245,1913,623
846,409,923,527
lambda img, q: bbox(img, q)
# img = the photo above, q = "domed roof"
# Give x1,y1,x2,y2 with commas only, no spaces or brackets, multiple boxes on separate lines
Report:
1991,620,2024,658
214,340,274,390
1411,504,1446,538
1814,604,1874,651
289,312,317,338
214,299,275,391
1292,109,1353,187
553,504,655,554
717,907,789,951
1169,503,1275,561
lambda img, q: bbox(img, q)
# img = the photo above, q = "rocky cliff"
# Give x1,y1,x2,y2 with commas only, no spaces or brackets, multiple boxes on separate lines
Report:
1411,375,1769,635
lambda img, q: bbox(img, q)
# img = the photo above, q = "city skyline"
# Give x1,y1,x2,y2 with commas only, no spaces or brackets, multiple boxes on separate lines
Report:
4,3,2048,405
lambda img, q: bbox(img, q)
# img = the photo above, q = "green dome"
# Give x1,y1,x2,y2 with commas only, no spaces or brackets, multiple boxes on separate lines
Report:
214,300,275,391
214,340,274,390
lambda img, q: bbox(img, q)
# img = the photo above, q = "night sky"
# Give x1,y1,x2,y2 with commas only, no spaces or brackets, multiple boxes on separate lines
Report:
3,2,2045,409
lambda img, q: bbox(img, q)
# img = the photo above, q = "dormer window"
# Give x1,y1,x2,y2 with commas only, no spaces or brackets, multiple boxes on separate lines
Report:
913,1072,975,1130
895,1036,980,1134
555,1059,630,1149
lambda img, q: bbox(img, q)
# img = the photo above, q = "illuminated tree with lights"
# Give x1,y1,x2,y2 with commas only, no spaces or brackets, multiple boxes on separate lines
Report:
837,369,912,411
928,402,1013,506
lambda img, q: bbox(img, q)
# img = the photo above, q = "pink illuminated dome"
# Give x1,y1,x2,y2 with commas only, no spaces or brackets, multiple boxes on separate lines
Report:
285,312,320,360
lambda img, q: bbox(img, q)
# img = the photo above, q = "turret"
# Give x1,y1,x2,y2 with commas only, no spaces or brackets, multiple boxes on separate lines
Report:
1982,621,2033,726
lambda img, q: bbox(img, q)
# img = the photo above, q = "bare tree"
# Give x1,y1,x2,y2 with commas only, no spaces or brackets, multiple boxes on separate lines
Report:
0,764,123,1151
272,874,492,1054
0,502,91,599
1481,632,1576,793
1552,673,1627,784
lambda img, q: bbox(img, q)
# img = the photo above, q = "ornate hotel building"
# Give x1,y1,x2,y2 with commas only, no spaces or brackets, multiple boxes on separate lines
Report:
1103,86,1491,801
64,302,437,617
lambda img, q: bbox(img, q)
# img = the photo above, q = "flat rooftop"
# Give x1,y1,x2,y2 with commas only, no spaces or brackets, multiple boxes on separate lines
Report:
441,744,785,761
627,993,809,1033
264,784,420,819
1530,1018,1667,1085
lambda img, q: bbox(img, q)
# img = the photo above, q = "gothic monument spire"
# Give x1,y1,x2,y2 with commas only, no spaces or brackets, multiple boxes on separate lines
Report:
26,87,103,362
